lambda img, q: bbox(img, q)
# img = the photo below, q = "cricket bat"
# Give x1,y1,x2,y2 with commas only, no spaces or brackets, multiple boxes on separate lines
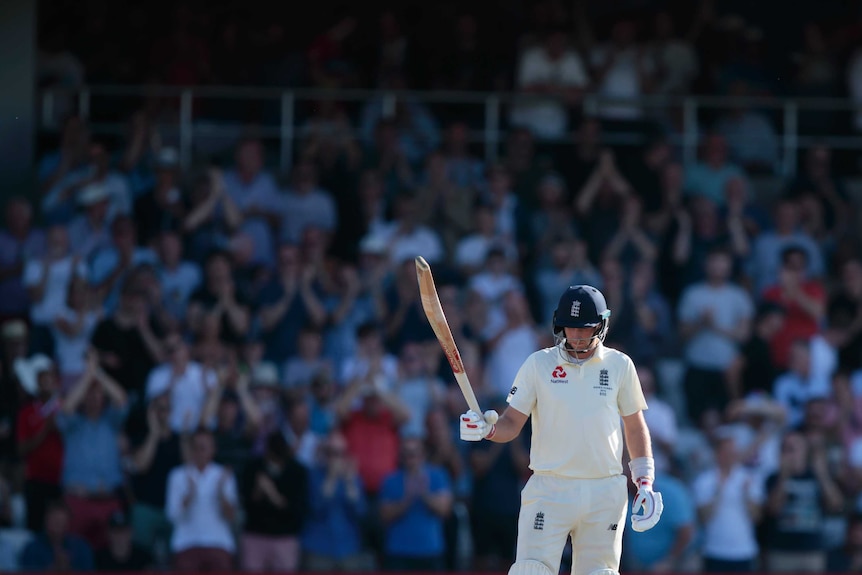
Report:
415,256,483,415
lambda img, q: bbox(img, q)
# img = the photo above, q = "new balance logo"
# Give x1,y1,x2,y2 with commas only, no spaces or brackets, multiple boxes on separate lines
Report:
533,512,545,530
509,386,517,396
570,300,581,317
608,523,618,531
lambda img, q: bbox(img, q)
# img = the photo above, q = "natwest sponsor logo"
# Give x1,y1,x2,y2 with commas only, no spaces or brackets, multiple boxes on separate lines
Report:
551,365,568,383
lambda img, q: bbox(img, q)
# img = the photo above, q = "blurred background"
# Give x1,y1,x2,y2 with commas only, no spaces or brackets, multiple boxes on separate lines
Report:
1,0,862,572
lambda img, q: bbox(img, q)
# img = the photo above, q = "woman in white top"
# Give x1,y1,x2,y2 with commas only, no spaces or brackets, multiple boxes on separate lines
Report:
50,276,102,390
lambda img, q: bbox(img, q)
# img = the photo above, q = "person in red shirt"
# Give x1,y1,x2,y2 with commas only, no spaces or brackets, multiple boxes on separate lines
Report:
762,246,826,369
15,354,64,531
334,376,410,498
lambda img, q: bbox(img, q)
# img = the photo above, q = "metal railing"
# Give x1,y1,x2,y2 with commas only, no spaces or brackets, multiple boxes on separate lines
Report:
38,85,862,176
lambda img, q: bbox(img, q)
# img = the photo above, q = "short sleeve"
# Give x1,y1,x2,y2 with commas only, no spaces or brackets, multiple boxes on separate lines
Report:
506,354,538,416
617,355,648,417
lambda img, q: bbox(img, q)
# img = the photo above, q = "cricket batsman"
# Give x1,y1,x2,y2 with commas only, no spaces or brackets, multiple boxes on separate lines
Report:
460,285,663,575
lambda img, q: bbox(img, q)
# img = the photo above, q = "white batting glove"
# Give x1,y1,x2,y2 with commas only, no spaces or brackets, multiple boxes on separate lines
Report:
459,410,499,441
629,457,663,532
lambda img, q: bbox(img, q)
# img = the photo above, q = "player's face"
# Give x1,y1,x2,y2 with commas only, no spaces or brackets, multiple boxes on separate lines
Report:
563,326,599,357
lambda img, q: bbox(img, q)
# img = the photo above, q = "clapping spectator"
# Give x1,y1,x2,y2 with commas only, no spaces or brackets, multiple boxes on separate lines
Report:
763,431,845,572
94,511,153,571
484,290,539,399
302,431,369,571
283,397,322,468
440,121,485,190
165,428,238,572
182,169,243,263
684,134,746,207
0,197,45,320
603,195,658,267
124,390,184,562
282,323,332,392
393,342,447,439
240,431,309,572
534,238,603,323
14,354,63,531
155,228,201,324
50,277,102,390
713,81,780,173
454,200,517,277
145,331,217,434
281,160,338,246
574,150,633,262
187,250,251,347
379,437,453,571
257,243,327,363
726,303,785,397
762,246,827,370
90,276,164,396
133,147,187,246
19,501,93,572
693,431,764,572
510,29,588,139
89,216,157,312
57,351,128,551
786,145,851,234
613,261,673,365
414,151,476,257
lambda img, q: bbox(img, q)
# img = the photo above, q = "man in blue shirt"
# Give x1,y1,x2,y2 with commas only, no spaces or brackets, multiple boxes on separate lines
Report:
622,460,696,572
379,436,453,571
19,500,94,572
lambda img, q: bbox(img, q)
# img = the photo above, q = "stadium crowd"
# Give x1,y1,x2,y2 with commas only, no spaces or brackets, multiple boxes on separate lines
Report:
2,0,862,573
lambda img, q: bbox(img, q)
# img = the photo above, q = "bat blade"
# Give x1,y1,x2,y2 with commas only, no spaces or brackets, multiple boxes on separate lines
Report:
415,256,483,415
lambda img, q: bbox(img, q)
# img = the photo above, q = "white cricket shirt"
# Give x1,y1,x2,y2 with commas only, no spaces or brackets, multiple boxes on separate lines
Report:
506,343,648,479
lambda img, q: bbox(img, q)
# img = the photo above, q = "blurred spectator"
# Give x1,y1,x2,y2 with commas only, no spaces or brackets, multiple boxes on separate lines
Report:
693,431,764,572
0,198,45,319
484,290,539,399
613,260,673,364
362,119,414,200
786,144,853,236
589,18,655,122
727,303,785,397
440,121,485,191
19,500,94,572
603,195,658,268
526,173,578,261
90,276,164,396
340,321,399,388
133,148,187,246
204,376,261,475
359,88,441,167
302,431,369,571
762,246,827,370
393,342,447,439
308,372,338,435
379,437,453,571
300,100,362,196
221,139,282,267
725,395,786,482
282,323,332,391
183,169,243,263
24,225,86,348
307,17,359,88
723,176,769,242
155,228,201,324
89,216,158,312
145,331,217,434
574,150,633,263
165,428,238,572
510,29,588,139
15,354,63,531
124,390,184,561
468,399,528,571
38,115,91,200
774,340,832,428
684,134,745,207
534,238,603,323
370,192,446,267
257,243,327,363
239,431,309,572
749,197,824,294
94,511,153,571
647,11,699,96
117,111,162,200
281,161,338,246
638,364,678,474
283,397,321,468
375,12,410,84
0,319,30,453
57,353,128,550
714,81,779,174
455,200,517,277
623,459,696,572
66,183,114,260
415,151,476,258
763,431,845,571
383,258,437,351
186,250,251,347
50,277,102,389
558,118,603,198
335,371,410,499
678,247,754,422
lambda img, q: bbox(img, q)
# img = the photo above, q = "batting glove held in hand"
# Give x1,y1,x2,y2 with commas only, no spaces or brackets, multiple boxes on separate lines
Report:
629,457,663,532
459,410,499,441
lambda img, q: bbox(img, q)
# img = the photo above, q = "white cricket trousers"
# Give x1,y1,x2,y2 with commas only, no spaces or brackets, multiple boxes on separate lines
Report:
515,473,628,575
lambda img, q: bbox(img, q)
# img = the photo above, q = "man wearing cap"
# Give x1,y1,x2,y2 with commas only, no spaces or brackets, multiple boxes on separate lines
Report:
66,182,113,260
95,511,152,571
